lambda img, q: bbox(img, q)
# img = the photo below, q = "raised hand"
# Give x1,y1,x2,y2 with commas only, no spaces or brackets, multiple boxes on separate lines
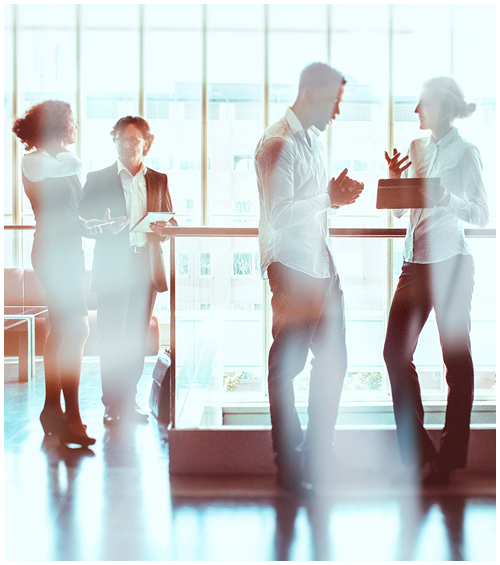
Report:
328,168,364,207
384,148,412,179
103,208,129,235
80,218,110,236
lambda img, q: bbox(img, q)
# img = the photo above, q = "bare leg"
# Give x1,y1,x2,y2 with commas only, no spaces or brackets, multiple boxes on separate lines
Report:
59,316,90,434
42,319,64,415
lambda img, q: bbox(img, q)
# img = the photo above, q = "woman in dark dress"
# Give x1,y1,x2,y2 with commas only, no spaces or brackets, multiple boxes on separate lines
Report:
13,101,118,446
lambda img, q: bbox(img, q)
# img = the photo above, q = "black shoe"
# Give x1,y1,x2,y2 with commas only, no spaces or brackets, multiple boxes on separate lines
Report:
60,427,96,448
422,464,453,486
277,468,314,496
392,461,433,487
40,409,65,436
103,405,120,426
121,404,149,424
275,450,314,497
303,449,337,487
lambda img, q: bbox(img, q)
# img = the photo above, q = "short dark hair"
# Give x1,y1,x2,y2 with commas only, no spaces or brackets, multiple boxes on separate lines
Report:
299,62,346,93
13,100,74,151
110,116,155,146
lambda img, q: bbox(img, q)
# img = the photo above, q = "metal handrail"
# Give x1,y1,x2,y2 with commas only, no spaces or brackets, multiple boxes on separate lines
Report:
4,225,497,238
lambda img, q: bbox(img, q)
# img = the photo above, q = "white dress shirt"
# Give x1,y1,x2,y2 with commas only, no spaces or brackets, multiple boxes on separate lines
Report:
395,127,489,263
255,107,333,279
117,159,148,248
22,150,82,182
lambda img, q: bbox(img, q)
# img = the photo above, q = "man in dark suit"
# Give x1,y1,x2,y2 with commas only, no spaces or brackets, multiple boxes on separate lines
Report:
79,116,176,425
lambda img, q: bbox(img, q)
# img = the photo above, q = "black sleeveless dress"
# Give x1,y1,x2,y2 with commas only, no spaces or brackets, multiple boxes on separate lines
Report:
23,172,88,319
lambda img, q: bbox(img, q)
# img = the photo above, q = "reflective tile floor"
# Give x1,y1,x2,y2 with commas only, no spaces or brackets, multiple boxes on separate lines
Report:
4,359,496,561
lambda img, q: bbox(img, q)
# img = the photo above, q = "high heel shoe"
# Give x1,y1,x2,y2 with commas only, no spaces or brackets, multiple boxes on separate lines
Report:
59,424,96,448
40,410,65,435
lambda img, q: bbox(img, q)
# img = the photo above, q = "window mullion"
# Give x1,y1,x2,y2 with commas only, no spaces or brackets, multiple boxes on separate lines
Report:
138,5,145,118
12,5,21,267
76,5,84,178
384,5,395,397
201,6,208,226
262,4,271,397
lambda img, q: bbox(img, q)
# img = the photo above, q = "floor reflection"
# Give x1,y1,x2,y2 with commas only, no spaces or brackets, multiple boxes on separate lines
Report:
168,491,494,562
4,359,495,561
41,436,96,560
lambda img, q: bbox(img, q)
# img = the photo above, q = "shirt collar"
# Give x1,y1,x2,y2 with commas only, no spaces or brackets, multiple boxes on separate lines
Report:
117,159,147,177
426,126,458,149
285,107,321,139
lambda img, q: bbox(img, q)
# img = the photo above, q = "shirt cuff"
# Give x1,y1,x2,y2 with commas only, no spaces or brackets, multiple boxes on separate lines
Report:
319,192,333,211
442,192,462,216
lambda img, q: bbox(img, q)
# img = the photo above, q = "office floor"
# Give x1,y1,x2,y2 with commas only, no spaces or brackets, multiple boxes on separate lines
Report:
4,358,496,561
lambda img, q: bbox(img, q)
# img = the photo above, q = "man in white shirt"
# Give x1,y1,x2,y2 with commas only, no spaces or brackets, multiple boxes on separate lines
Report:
255,63,364,494
79,117,176,425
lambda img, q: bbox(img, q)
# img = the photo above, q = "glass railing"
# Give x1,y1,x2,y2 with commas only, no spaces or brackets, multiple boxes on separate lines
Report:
4,225,496,428
160,227,496,428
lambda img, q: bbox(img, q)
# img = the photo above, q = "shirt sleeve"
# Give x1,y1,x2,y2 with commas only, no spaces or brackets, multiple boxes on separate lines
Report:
256,136,331,231
21,150,82,182
441,144,490,227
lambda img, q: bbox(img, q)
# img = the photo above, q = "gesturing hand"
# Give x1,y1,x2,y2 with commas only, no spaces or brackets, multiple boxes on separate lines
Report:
328,168,364,208
384,148,412,179
103,208,129,235
81,218,110,236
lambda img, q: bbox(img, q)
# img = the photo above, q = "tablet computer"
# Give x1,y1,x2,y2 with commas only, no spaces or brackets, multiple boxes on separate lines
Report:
376,178,441,209
130,212,176,232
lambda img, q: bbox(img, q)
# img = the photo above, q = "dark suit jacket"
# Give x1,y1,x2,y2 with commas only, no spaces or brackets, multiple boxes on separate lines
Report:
79,163,176,294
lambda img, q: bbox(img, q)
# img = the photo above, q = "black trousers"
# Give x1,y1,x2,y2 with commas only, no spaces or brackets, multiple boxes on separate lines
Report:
267,261,347,462
97,248,157,410
383,254,475,469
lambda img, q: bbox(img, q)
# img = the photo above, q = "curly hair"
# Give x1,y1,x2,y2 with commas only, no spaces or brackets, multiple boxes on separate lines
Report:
110,116,154,153
12,100,75,151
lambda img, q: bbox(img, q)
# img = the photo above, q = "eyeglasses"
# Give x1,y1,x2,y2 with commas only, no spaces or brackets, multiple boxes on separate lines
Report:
115,136,144,147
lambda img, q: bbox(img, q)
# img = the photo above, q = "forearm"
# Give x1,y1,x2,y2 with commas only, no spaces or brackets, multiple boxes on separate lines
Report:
441,148,490,227
443,193,489,227
267,193,331,230
22,150,82,182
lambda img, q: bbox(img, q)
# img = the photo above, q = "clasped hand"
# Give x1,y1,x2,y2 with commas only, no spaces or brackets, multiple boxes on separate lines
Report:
328,168,364,207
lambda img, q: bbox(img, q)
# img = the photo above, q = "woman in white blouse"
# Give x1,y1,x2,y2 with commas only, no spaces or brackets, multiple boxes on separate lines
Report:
383,77,489,485
13,101,118,447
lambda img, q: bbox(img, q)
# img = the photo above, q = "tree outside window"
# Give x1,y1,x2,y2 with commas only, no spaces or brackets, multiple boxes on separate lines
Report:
177,252,188,276
233,252,253,276
232,200,252,214
200,251,212,276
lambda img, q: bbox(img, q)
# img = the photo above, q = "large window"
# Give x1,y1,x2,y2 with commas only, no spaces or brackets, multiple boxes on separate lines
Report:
4,5,496,420
6,4,495,227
